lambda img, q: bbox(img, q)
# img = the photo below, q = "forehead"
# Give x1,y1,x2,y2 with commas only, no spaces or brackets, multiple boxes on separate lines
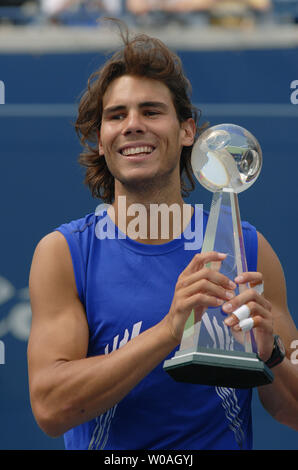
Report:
102,75,175,108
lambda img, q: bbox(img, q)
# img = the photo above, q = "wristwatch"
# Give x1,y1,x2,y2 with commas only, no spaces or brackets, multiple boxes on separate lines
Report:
265,335,286,369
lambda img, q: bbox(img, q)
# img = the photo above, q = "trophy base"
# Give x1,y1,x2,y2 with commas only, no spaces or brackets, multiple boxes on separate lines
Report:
163,346,274,389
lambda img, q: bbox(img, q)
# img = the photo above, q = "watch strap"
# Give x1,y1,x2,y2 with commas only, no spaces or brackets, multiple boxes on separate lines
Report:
265,335,285,369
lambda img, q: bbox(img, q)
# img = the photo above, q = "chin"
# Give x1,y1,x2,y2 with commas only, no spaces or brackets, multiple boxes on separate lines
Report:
117,168,159,187
114,165,178,193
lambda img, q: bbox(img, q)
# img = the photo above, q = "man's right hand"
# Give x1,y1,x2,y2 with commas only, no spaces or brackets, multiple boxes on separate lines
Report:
165,251,237,343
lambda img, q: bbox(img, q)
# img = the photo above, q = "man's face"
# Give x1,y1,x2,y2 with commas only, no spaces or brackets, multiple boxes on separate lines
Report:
98,74,195,195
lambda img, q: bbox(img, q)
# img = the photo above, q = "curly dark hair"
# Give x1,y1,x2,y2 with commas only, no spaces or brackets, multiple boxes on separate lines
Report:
75,20,207,204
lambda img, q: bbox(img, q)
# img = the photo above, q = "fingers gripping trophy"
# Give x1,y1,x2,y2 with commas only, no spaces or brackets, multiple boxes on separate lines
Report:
164,124,274,388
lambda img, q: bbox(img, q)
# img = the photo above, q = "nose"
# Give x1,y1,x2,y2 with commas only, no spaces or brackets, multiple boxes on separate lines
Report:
122,110,146,136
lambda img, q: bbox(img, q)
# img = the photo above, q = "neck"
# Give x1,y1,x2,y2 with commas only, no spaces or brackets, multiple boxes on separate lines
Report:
109,182,193,245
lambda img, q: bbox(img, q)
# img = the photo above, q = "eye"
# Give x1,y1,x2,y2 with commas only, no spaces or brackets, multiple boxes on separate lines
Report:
110,113,125,120
144,110,160,117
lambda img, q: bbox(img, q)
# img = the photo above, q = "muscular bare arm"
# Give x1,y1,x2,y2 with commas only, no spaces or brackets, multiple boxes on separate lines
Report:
28,232,235,437
222,231,298,430
256,232,298,429
27,232,180,437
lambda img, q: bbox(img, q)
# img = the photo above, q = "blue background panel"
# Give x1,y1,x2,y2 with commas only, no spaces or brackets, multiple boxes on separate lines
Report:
0,46,297,450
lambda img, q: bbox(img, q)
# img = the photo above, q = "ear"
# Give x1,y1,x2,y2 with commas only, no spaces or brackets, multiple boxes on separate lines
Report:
180,118,196,147
97,129,104,156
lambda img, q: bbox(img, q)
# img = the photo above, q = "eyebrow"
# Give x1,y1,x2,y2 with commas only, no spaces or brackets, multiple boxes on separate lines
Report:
102,101,169,116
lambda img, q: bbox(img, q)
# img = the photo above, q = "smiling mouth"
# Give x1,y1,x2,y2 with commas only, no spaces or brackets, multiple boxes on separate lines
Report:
120,145,155,157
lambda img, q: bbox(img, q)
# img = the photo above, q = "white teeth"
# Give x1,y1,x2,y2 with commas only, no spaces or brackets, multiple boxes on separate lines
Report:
122,146,154,156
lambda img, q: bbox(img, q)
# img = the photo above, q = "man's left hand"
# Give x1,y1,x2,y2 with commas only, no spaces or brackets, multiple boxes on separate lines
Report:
222,271,274,362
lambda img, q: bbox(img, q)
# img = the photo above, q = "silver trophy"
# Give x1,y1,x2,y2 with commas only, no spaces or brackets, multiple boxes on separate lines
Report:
164,124,274,388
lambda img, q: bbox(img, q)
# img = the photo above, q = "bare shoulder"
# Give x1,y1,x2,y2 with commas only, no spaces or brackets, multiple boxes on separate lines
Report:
31,230,72,271
257,231,298,352
30,231,76,298
29,230,87,341
28,230,89,367
31,230,70,263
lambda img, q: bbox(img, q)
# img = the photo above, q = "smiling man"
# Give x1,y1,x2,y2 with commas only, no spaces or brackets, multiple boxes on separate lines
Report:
27,23,298,450
99,75,190,191
98,74,194,199
97,73,196,242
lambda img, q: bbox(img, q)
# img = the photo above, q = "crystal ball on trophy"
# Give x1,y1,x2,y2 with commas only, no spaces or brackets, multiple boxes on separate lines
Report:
191,123,262,194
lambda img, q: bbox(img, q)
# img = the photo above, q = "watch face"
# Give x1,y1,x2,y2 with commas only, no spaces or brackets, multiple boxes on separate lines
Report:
276,336,286,356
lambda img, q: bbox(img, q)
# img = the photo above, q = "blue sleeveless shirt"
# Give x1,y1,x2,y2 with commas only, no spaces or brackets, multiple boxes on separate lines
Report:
55,205,258,450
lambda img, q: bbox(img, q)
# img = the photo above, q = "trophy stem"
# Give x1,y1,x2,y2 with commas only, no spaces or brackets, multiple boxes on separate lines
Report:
226,189,253,353
179,189,256,354
229,189,247,276
179,192,222,352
